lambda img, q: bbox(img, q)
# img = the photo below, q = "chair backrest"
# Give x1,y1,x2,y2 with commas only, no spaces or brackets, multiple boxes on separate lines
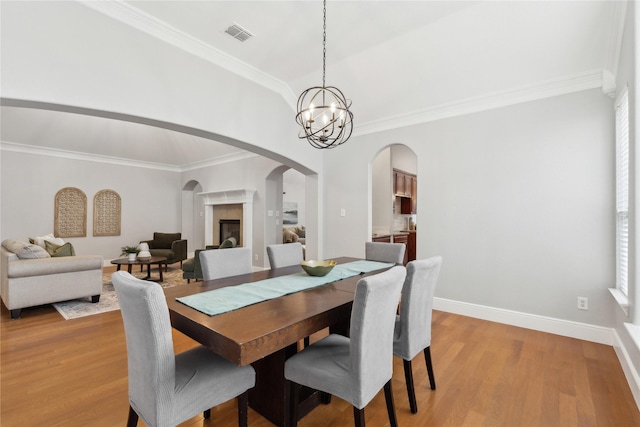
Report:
394,257,442,360
199,247,252,280
266,243,304,269
152,232,181,249
365,241,406,264
349,265,406,408
112,271,175,427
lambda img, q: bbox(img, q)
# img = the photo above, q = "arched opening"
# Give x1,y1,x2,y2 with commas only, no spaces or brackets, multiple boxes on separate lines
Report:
371,144,418,261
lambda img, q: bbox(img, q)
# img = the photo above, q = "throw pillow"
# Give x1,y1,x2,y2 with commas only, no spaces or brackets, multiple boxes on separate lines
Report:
44,240,76,257
219,237,237,249
2,239,51,259
283,228,298,243
295,226,306,238
29,234,65,249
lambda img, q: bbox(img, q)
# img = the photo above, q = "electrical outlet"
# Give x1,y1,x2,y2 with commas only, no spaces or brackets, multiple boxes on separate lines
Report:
254,254,259,261
577,297,588,311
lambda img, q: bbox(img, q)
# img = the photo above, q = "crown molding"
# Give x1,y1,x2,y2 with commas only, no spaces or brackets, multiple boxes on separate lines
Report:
602,0,628,97
78,0,297,110
77,1,615,139
0,140,257,172
354,69,603,137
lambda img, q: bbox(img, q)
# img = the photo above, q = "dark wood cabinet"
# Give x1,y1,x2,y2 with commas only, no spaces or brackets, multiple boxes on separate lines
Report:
394,169,417,214
392,234,409,265
372,235,391,243
407,232,416,262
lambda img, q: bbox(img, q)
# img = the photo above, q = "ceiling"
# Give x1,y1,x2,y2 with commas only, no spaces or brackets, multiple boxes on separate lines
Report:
0,1,625,168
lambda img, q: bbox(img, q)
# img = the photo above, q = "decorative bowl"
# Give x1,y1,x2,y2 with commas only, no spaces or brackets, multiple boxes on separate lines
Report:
301,259,336,277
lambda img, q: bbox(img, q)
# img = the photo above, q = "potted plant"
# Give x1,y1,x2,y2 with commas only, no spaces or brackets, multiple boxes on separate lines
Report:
121,246,140,261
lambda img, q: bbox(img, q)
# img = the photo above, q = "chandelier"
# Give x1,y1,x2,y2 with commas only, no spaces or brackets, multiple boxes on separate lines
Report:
295,0,353,149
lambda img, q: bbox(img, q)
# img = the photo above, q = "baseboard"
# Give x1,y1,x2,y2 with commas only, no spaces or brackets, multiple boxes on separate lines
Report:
433,297,614,345
612,328,640,410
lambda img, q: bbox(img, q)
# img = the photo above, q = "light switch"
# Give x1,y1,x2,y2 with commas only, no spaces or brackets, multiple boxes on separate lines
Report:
340,208,346,217
268,210,273,217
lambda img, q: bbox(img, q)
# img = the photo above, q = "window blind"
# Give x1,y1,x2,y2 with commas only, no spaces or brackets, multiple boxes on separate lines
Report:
616,89,629,296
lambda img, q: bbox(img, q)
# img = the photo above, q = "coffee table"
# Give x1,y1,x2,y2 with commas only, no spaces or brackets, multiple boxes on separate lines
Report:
111,256,168,282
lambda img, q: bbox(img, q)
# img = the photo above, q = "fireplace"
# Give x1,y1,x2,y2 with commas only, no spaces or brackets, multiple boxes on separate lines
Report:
200,189,255,250
219,219,240,243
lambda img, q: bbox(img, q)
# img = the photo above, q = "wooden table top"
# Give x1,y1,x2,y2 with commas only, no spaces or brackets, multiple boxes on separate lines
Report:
164,257,384,366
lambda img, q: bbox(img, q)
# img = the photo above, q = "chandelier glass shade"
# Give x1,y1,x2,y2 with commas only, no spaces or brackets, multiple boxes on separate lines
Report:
295,0,353,149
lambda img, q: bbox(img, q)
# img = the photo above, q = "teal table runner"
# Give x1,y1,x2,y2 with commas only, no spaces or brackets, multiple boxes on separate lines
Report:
176,260,394,316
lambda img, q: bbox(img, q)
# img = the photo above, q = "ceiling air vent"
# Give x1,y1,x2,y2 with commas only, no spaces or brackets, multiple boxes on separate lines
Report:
225,23,254,42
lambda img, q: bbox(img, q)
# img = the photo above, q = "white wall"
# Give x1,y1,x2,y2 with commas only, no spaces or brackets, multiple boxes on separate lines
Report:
324,89,615,328
0,150,180,261
372,147,392,235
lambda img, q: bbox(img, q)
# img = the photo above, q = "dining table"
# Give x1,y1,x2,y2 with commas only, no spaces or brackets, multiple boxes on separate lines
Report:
163,256,393,427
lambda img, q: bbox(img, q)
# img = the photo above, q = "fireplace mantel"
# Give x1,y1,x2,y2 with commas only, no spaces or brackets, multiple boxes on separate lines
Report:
199,189,256,250
199,189,256,206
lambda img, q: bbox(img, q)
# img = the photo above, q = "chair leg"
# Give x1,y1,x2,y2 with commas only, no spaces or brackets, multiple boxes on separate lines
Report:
237,391,249,427
10,309,21,319
424,346,436,390
127,405,139,427
204,408,211,419
384,380,398,427
353,406,366,427
403,359,418,413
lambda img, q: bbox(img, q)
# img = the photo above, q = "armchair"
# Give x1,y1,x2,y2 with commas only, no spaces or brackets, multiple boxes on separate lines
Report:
182,237,237,283
140,232,187,271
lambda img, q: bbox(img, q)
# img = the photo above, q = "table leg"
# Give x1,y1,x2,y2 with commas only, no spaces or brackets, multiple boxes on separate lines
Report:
249,344,323,427
158,263,164,282
116,265,121,271
146,263,151,279
127,265,132,274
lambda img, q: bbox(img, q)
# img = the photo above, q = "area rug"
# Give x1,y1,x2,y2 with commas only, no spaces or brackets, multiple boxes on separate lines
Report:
53,267,186,320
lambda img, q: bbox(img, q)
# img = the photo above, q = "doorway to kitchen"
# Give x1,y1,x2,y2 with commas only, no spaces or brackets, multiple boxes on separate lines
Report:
371,144,417,262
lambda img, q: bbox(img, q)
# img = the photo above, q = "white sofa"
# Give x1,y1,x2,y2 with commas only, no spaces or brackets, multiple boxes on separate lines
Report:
1,240,103,319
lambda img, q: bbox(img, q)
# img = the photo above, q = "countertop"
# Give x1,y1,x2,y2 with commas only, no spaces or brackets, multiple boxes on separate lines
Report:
371,230,414,238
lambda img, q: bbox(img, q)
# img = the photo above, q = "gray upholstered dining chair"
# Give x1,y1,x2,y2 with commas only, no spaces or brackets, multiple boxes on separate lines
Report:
199,246,252,280
284,266,407,427
393,256,442,413
266,242,304,269
365,241,406,264
111,271,255,427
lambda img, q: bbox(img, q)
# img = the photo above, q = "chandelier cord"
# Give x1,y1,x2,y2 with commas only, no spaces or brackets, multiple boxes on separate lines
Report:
322,0,326,88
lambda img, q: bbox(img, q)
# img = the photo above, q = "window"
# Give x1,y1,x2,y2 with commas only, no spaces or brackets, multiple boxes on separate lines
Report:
616,89,629,296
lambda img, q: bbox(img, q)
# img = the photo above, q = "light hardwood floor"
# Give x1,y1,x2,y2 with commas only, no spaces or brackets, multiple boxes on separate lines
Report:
1,268,639,426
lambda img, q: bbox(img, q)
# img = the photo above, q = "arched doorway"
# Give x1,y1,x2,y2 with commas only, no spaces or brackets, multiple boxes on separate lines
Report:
371,144,417,259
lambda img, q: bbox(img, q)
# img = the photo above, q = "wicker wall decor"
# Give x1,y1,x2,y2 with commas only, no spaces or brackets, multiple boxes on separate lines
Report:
54,187,87,238
93,189,121,236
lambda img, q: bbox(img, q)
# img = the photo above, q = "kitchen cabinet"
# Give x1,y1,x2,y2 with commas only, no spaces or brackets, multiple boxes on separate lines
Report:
394,169,417,214
407,232,416,262
394,170,412,197
392,234,410,265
